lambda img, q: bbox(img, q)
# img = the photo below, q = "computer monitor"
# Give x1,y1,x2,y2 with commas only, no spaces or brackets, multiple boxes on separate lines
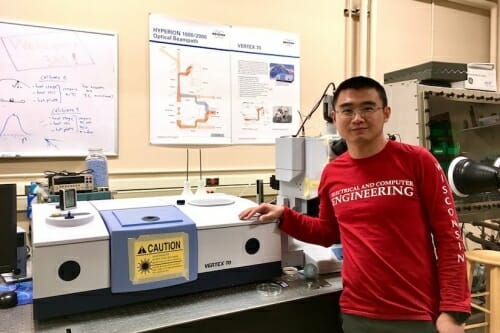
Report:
0,184,17,275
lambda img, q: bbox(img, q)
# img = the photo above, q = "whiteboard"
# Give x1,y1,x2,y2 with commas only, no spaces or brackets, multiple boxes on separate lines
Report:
0,21,118,157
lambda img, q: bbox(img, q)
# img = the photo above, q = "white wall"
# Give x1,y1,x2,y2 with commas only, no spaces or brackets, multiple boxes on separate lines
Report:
0,0,495,222
372,0,491,81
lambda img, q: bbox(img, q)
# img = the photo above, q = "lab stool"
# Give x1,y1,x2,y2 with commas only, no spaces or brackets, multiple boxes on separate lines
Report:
465,250,500,333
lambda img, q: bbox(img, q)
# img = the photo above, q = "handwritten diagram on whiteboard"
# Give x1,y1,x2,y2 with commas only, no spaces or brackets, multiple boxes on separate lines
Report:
149,15,300,145
0,21,118,157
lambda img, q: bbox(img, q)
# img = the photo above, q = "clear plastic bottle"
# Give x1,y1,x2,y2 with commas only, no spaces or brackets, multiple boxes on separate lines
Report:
85,148,109,190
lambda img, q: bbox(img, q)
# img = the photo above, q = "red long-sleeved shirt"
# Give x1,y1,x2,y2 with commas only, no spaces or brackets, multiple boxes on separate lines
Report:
280,140,470,320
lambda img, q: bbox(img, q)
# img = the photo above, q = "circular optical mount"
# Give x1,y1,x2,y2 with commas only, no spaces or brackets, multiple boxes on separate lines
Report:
494,157,500,168
448,156,500,197
448,156,469,197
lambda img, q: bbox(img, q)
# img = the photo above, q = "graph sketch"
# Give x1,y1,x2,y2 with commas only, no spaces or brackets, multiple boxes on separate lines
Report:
0,21,117,157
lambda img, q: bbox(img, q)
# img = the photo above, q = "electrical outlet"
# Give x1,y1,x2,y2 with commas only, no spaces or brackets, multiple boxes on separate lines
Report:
205,177,219,187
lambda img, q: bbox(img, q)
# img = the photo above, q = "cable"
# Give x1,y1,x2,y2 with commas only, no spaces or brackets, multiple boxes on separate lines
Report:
293,82,336,137
387,133,400,141
297,111,305,136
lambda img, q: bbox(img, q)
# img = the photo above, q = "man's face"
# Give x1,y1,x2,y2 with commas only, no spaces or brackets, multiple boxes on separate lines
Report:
332,88,390,145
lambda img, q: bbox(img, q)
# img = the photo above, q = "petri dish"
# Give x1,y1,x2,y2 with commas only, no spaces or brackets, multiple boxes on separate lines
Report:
282,266,299,281
187,197,235,206
256,283,282,296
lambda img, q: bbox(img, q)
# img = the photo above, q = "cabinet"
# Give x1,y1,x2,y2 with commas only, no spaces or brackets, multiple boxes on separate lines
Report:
385,80,500,221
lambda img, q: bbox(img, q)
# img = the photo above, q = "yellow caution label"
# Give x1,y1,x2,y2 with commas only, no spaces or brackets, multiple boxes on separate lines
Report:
303,177,320,198
128,232,189,285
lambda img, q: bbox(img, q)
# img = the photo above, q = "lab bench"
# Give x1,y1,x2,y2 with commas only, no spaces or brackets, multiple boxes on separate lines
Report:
0,273,343,333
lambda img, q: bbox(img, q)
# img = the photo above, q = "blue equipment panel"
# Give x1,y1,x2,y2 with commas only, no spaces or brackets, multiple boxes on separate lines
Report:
100,205,198,293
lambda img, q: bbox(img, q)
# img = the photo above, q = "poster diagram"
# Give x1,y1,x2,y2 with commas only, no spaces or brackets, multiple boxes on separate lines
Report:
149,15,300,145
230,25,300,144
149,45,231,144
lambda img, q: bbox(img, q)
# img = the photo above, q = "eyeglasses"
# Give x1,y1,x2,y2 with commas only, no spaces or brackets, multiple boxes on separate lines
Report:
335,105,384,119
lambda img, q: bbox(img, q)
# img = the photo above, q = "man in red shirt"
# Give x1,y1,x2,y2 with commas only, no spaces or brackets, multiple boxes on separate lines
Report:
239,76,470,333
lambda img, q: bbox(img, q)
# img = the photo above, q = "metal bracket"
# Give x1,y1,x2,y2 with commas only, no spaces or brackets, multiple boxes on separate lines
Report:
344,8,370,17
344,8,360,17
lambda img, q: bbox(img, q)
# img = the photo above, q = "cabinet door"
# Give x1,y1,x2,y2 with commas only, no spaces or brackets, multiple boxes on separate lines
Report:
420,85,500,202
384,80,421,146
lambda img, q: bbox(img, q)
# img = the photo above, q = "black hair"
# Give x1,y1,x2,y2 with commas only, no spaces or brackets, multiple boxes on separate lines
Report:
332,76,388,109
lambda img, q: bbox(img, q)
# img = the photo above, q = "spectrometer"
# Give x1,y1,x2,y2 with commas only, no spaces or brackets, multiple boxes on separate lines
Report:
31,194,281,320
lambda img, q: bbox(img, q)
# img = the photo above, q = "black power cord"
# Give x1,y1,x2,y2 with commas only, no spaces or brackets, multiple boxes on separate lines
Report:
387,133,401,141
293,82,336,137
